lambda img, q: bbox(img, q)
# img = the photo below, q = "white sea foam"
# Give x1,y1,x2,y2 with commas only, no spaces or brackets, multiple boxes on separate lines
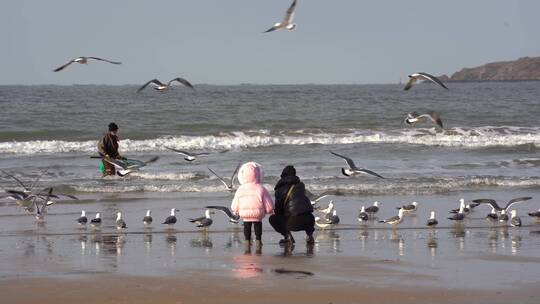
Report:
1,126,539,154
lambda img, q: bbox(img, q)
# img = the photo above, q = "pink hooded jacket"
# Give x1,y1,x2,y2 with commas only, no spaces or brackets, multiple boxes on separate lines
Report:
231,162,274,222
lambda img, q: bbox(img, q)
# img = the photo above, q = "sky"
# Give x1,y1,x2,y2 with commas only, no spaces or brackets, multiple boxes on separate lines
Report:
1,0,539,85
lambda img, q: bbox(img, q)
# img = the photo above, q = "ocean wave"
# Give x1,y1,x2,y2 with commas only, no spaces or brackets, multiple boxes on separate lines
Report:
66,176,540,195
1,126,540,154
129,172,204,181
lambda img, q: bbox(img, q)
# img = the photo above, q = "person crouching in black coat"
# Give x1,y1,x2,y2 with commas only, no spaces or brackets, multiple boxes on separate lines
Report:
269,165,315,244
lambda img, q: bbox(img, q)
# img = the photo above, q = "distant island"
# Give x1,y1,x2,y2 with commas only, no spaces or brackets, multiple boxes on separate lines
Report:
439,56,540,82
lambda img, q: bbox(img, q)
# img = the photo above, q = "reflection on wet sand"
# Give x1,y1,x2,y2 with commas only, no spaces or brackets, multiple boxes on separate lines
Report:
190,233,213,253
315,230,341,254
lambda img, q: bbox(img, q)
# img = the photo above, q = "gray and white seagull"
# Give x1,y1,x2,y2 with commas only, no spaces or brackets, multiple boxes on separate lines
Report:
137,78,194,93
189,209,214,229
204,205,240,224
208,161,241,192
403,72,448,91
472,197,532,213
264,0,298,33
330,151,384,179
53,56,121,72
165,147,210,162
404,111,443,129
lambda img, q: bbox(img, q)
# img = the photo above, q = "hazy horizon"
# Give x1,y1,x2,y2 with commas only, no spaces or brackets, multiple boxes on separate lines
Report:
1,0,539,85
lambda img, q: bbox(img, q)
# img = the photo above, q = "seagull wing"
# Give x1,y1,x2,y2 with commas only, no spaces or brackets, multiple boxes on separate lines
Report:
28,170,48,191
330,151,356,169
230,161,242,187
102,157,128,170
504,197,532,211
472,199,501,211
168,77,195,89
164,147,192,157
418,112,443,128
282,0,297,24
208,168,230,188
53,59,76,72
188,216,206,223
144,156,160,164
86,57,122,65
417,72,449,90
263,25,281,33
137,79,164,93
205,205,239,221
356,168,385,179
403,77,418,91
0,169,29,190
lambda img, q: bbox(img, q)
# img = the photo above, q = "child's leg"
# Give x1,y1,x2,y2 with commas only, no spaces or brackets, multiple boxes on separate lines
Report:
254,221,263,241
243,221,253,241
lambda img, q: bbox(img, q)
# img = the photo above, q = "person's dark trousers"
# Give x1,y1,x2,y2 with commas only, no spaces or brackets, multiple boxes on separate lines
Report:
269,213,315,236
243,221,262,241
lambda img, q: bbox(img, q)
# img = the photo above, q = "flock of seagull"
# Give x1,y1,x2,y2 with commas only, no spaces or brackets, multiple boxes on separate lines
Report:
4,0,538,236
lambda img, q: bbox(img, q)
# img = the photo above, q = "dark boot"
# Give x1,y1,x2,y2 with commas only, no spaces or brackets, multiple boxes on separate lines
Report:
255,240,262,254
244,240,252,254
306,234,315,244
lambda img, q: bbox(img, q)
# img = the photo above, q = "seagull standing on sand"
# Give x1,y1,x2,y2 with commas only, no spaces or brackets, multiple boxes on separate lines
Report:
77,210,88,226
204,206,240,223
498,210,509,223
529,209,540,219
208,161,241,192
116,212,127,229
330,151,384,178
165,147,210,162
379,208,404,227
264,0,298,33
137,78,194,92
426,211,438,227
143,210,153,225
162,208,178,226
448,205,465,222
189,209,214,229
358,206,369,222
398,202,418,214
315,209,340,228
510,210,521,227
53,56,121,72
403,72,449,91
486,207,498,222
365,201,380,215
90,213,102,227
450,199,470,215
404,111,443,129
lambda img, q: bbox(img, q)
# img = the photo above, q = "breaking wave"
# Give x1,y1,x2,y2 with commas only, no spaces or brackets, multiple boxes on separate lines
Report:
1,126,539,155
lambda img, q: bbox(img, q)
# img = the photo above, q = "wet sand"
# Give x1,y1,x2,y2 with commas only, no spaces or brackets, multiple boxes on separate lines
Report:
1,265,537,304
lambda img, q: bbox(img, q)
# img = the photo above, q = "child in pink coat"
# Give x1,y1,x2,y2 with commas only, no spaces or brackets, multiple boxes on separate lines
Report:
231,162,274,248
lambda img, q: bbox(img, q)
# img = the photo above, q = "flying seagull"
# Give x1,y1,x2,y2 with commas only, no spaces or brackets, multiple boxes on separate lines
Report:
205,205,240,223
165,147,210,162
53,56,121,72
264,0,298,33
162,208,178,226
403,72,448,91
305,189,339,208
189,209,214,228
330,151,384,179
143,210,153,225
404,111,443,129
426,211,438,227
101,156,159,177
208,161,241,192
472,197,532,212
137,78,194,93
